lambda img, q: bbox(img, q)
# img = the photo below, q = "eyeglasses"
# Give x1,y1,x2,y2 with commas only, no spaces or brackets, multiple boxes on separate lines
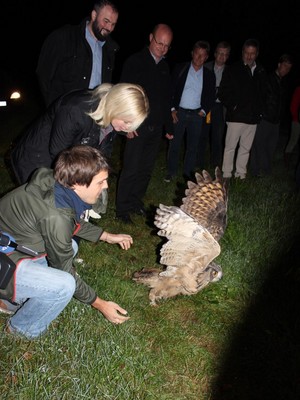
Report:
152,35,171,51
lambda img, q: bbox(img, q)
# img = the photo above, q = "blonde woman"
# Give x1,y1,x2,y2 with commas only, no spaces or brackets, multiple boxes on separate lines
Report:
10,83,149,186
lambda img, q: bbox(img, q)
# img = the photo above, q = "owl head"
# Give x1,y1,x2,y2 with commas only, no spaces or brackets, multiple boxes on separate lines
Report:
195,262,223,290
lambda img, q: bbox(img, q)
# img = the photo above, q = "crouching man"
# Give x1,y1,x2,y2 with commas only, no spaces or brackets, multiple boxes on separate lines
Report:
0,145,132,339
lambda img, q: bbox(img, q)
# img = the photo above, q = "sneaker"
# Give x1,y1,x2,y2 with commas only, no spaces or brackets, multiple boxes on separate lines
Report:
0,299,15,315
83,209,102,221
234,173,246,180
164,175,172,183
88,209,102,219
234,176,246,182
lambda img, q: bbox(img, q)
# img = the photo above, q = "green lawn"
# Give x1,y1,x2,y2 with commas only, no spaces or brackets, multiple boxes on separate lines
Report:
1,104,300,399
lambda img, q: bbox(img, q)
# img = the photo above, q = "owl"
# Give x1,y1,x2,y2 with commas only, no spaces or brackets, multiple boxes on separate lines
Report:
132,167,228,305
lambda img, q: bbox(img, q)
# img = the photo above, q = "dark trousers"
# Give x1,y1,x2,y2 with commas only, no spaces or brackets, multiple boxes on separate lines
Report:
167,108,203,178
296,159,300,189
197,102,226,169
250,119,279,176
116,125,162,216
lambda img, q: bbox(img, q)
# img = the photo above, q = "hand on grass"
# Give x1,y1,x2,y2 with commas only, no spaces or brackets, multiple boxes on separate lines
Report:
92,297,130,324
101,232,133,250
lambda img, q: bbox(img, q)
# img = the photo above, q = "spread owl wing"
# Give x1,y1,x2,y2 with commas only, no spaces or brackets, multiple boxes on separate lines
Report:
132,168,227,305
154,205,220,268
133,205,221,305
180,167,227,241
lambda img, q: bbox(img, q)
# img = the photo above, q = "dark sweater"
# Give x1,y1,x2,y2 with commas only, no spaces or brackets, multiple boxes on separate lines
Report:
120,47,173,133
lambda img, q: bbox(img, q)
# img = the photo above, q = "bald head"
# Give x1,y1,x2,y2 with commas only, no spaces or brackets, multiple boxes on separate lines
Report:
149,24,173,61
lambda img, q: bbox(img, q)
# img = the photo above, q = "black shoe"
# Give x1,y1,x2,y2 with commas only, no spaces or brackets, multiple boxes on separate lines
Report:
164,175,172,183
116,214,133,224
132,207,147,217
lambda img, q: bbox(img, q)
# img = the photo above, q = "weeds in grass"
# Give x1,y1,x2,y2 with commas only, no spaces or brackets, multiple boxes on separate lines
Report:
1,115,300,399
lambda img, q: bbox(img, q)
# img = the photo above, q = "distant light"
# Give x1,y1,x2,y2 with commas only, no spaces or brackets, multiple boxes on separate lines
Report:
10,91,21,100
0,101,7,107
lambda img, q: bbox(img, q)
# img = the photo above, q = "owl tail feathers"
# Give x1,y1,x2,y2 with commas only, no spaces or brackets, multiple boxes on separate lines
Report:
133,267,187,306
133,267,168,305
132,268,162,286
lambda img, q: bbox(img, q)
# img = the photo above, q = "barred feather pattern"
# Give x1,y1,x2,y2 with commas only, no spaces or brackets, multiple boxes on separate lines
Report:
132,168,227,305
180,167,227,241
154,206,220,268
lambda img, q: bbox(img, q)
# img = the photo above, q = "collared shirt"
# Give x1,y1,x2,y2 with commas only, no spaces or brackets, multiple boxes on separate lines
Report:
179,63,203,109
214,64,225,88
214,64,225,103
99,124,114,145
245,61,257,76
86,24,105,88
149,48,164,64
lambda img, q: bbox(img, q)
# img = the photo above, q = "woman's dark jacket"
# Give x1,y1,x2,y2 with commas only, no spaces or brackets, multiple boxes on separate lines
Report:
10,89,109,185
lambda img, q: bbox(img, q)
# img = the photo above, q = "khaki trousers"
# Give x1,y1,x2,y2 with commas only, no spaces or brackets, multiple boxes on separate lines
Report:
222,122,257,178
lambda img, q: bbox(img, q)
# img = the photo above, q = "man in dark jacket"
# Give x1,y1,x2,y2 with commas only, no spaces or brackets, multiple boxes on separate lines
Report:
0,145,132,339
164,40,216,181
200,41,231,169
115,24,174,224
218,38,267,180
36,0,119,107
250,54,293,176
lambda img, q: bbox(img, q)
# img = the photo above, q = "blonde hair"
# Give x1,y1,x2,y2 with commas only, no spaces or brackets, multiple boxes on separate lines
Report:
87,83,149,132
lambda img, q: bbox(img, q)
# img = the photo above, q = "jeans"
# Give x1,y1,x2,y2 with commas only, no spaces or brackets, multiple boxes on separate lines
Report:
7,240,78,339
167,109,203,178
198,102,226,168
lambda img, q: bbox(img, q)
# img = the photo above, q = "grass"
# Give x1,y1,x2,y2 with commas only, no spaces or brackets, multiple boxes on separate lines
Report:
1,102,300,399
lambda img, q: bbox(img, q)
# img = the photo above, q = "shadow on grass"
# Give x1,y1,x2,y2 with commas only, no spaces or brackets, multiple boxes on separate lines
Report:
211,234,300,400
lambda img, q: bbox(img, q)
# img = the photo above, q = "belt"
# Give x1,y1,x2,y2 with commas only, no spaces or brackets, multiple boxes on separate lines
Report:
179,107,201,113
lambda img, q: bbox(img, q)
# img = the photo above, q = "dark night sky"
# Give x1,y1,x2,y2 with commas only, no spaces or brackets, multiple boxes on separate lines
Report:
2,0,300,84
